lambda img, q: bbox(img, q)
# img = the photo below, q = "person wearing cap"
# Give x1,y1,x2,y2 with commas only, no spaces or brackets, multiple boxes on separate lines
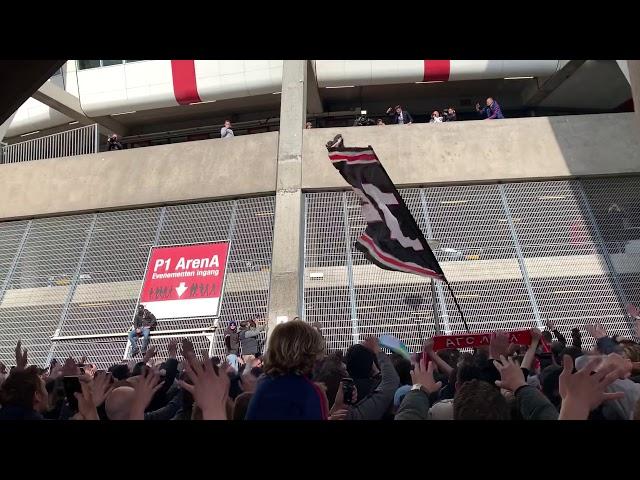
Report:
225,321,241,373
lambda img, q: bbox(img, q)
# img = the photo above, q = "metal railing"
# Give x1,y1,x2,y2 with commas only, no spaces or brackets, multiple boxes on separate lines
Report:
1,124,98,164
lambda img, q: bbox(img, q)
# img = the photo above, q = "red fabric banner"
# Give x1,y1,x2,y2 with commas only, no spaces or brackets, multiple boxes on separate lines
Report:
432,330,534,351
170,60,202,105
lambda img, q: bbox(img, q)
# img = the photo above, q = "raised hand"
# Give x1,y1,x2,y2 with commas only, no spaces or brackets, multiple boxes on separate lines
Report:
558,355,624,420
531,327,542,343
178,350,230,420
423,338,434,354
61,357,81,377
584,322,607,340
90,371,114,406
181,338,195,358
129,368,164,420
167,339,178,359
14,340,28,369
489,331,510,360
598,353,632,380
74,380,99,420
363,336,381,354
410,358,442,395
493,355,527,392
545,319,556,331
142,345,158,364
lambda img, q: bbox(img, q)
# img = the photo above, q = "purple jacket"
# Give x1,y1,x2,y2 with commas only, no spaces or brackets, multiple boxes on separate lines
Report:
487,100,504,119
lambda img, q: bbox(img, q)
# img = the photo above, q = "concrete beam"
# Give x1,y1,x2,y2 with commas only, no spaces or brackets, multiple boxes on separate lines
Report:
0,112,17,143
523,60,586,107
0,60,65,125
0,132,279,221
301,113,640,190
266,60,307,341
628,60,640,133
306,60,324,114
32,82,127,137
1,112,638,221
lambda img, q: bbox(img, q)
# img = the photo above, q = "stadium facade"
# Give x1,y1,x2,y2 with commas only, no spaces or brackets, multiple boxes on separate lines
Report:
0,60,639,367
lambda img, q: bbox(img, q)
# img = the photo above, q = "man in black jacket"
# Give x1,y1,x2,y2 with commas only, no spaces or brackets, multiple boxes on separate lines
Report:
443,107,457,122
225,321,241,373
385,105,413,125
239,319,266,363
107,134,123,151
128,304,157,356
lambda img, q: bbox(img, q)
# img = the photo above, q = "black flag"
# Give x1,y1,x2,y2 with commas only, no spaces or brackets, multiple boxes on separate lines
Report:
326,134,444,281
326,134,468,331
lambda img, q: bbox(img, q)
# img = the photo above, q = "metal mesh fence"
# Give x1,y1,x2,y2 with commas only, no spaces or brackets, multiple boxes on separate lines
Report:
1,177,639,367
0,197,274,368
303,178,640,354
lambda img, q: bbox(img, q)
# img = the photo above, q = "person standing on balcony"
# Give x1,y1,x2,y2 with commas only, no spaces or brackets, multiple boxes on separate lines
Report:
429,111,444,123
443,107,457,122
483,97,504,120
476,102,491,119
221,120,234,138
385,105,413,125
107,134,123,150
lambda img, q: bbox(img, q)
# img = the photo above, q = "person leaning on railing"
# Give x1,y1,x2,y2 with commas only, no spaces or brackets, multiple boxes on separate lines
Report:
107,134,123,151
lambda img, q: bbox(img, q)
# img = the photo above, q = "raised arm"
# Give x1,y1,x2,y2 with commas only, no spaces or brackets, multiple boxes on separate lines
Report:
347,338,400,420
493,355,558,420
395,358,442,421
521,328,541,372
424,338,453,376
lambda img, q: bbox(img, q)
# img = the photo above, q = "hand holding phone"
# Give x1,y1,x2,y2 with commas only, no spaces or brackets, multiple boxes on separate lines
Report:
63,376,82,412
341,378,355,406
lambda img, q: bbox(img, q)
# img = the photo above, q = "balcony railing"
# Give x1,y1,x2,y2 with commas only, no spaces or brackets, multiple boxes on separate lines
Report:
1,124,98,164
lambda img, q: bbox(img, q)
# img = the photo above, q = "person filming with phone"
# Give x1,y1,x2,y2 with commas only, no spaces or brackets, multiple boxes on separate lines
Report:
329,337,400,421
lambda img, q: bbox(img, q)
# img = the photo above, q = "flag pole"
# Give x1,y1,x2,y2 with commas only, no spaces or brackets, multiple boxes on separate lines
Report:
445,280,470,333
430,279,442,336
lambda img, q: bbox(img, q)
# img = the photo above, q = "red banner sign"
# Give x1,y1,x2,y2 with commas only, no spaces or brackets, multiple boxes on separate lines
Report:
139,242,230,319
432,330,534,351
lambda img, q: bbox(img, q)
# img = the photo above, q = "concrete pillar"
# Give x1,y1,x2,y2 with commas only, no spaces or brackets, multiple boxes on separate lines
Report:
266,60,307,343
628,60,640,134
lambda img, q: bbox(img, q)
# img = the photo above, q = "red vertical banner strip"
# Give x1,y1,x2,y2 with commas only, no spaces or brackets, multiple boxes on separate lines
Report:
171,60,202,105
423,60,451,82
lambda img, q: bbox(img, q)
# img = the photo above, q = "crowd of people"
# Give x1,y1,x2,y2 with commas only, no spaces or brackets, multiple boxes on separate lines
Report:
370,97,504,126
106,97,504,148
1,314,639,421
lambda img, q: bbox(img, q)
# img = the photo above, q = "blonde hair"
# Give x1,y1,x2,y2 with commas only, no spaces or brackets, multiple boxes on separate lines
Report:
620,341,640,363
264,320,324,377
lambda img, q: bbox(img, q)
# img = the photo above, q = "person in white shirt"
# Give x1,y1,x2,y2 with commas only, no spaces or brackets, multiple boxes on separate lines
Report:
429,111,444,123
221,120,234,139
